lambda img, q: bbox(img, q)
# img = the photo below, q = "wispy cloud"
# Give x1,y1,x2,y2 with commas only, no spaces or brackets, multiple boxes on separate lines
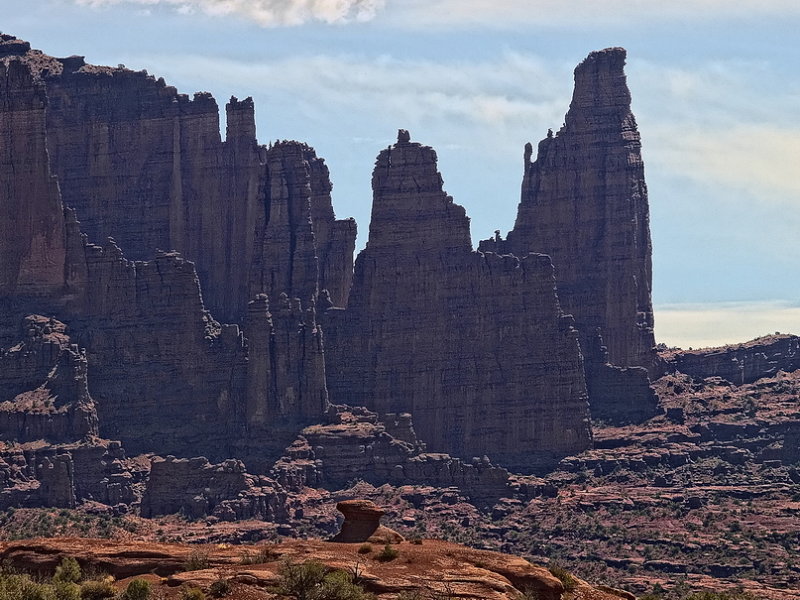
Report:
630,58,800,209
73,0,384,26
387,0,800,29
656,301,800,349
70,0,800,28
133,51,572,139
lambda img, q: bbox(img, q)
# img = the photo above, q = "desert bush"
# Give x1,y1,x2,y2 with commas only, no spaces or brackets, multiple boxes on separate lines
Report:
547,563,577,592
0,572,55,600
275,560,327,600
53,558,82,584
275,560,374,600
183,550,210,572
239,546,279,565
208,578,230,598
375,545,398,562
122,579,150,600
180,587,206,600
79,579,115,600
357,544,372,555
53,581,80,600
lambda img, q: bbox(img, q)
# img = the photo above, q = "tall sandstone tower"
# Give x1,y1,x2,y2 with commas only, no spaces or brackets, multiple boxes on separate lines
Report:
480,48,659,421
324,131,593,469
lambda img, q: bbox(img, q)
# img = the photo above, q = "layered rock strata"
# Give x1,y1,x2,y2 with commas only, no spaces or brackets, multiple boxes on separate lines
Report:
0,49,331,465
140,455,288,521
324,131,592,469
0,440,135,510
0,316,98,443
480,48,656,373
663,334,800,385
272,406,510,505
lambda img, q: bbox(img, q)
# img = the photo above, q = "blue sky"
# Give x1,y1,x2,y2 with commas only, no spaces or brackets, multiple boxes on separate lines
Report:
4,0,799,347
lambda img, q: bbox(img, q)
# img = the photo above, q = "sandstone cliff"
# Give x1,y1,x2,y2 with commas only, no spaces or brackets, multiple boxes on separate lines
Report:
0,316,97,444
663,334,800,385
325,131,592,469
38,55,354,320
479,48,660,422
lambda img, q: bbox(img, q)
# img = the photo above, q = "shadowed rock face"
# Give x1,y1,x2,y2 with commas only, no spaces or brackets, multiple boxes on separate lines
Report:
0,60,68,300
38,61,354,320
324,131,592,470
480,48,656,374
0,52,332,464
0,315,98,444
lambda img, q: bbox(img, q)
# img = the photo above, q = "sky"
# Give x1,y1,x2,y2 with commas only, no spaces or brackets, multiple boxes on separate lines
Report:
4,0,799,348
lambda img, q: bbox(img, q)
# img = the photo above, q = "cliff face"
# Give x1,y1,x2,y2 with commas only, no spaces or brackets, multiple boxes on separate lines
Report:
0,59,67,300
0,315,98,444
663,334,800,385
248,142,355,309
480,48,656,374
40,60,355,320
325,131,592,469
0,47,331,464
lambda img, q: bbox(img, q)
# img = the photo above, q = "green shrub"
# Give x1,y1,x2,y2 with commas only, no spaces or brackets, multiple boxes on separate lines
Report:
208,578,230,598
122,579,150,600
375,545,398,562
53,581,81,600
184,550,210,572
53,558,82,584
180,587,206,600
275,560,327,600
547,563,577,592
315,570,373,600
0,574,55,600
357,544,372,555
79,579,116,600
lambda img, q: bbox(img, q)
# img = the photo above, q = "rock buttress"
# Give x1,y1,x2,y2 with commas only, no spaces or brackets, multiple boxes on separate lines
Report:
324,131,591,470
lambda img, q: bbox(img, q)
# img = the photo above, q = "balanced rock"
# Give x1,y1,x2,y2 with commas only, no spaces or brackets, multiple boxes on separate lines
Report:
331,499,404,544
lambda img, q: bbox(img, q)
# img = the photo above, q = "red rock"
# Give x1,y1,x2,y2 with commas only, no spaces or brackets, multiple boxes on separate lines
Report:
331,499,404,543
324,131,592,469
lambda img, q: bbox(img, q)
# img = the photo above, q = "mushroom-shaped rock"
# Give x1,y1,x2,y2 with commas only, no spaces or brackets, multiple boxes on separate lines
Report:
331,500,404,544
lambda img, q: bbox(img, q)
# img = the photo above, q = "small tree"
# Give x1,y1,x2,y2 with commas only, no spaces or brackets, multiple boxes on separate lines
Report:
54,558,82,584
123,579,150,600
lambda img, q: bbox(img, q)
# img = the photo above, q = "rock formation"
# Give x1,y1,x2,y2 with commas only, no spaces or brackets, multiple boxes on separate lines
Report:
479,48,660,422
140,456,288,521
480,48,655,372
272,406,510,505
0,440,136,510
324,131,592,469
0,315,97,444
0,59,67,301
36,55,355,321
331,499,404,543
663,334,800,385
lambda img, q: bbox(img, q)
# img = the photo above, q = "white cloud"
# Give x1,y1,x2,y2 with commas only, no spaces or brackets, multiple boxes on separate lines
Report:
73,0,384,26
656,301,800,350
136,51,572,135
71,0,800,28
648,124,800,205
387,0,800,29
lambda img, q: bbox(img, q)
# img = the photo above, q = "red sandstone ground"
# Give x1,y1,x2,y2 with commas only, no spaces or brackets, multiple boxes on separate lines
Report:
0,536,635,600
